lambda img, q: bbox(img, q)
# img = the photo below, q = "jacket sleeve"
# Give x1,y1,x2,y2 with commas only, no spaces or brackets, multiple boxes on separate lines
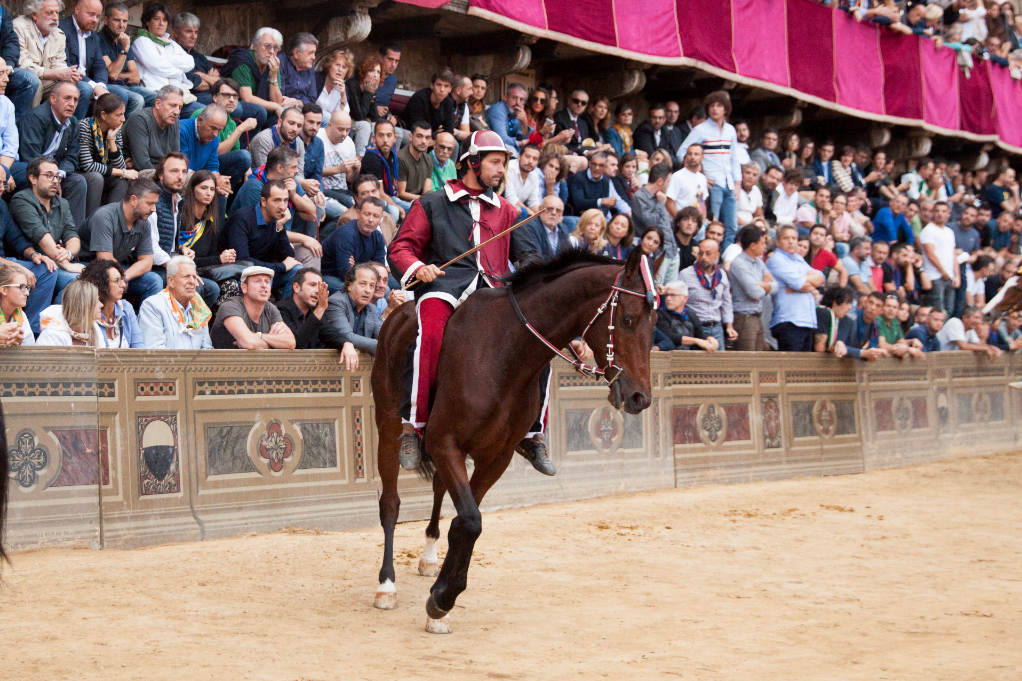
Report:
226,212,284,275
58,117,78,174
509,212,539,267
137,299,167,348
121,301,144,348
89,38,108,84
17,110,41,162
387,199,431,287
0,200,32,257
1,10,19,70
485,103,517,151
319,295,351,349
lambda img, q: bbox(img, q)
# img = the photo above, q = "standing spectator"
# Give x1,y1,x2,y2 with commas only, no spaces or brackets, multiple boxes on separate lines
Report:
221,179,303,294
12,0,68,110
10,155,81,299
359,120,405,221
965,254,996,308
210,265,295,349
767,224,824,351
374,42,401,124
126,3,198,117
98,3,154,111
58,0,124,120
17,82,87,230
122,84,182,171
634,104,679,161
989,210,1015,253
736,163,763,227
524,195,571,258
396,120,434,204
35,278,98,345
655,279,717,352
749,128,781,173
223,28,302,125
314,49,351,123
77,91,135,215
919,201,959,313
486,82,529,157
813,140,835,187
0,201,57,334
190,78,258,190
277,32,318,106
673,206,701,273
504,143,541,218
318,110,359,212
665,144,708,219
249,106,306,179
552,88,594,158
678,105,706,138
277,267,328,349
0,264,36,345
403,69,456,136
320,262,383,370
320,196,386,291
864,239,889,293
985,166,1020,219
936,305,1001,359
872,194,914,245
82,177,161,301
677,238,735,350
729,224,776,351
629,162,673,261
137,255,212,349
430,130,457,190
78,257,141,347
905,306,946,352
567,150,630,219
678,92,740,247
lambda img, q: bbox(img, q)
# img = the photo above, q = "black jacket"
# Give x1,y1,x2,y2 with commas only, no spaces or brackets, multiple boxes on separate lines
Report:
403,88,456,135
18,103,79,175
633,121,680,161
277,297,323,349
522,216,572,260
345,77,381,123
0,7,20,71
553,109,594,155
58,16,109,85
655,306,705,350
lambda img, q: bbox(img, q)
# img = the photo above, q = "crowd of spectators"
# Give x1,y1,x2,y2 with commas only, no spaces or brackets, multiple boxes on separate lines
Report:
0,0,1016,366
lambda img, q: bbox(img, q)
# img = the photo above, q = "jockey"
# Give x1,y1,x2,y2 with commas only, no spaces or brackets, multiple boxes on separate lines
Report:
389,130,556,476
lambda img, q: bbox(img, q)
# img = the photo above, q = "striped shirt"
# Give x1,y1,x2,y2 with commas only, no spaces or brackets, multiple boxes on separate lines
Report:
678,119,741,190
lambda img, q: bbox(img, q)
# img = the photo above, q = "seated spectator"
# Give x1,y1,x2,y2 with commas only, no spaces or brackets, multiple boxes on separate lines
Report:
334,173,397,244
277,267,327,349
36,278,98,345
210,265,295,349
906,306,946,352
656,279,717,351
601,213,634,261
374,42,400,125
222,27,302,124
841,235,872,295
467,73,488,129
83,178,161,303
568,151,630,219
864,239,889,293
985,258,1018,301
672,206,701,273
12,0,68,110
996,310,1022,351
0,264,36,345
278,32,318,106
222,179,303,294
0,200,57,333
318,109,359,216
937,304,1002,359
872,195,913,245
815,285,885,360
449,74,472,143
321,196,386,292
736,163,763,227
177,169,240,296
524,195,571,258
359,120,405,221
397,120,434,204
504,142,541,218
985,165,1020,220
634,103,678,162
919,201,958,313
767,225,824,351
232,145,321,266
0,2,35,115
523,87,554,148
749,128,781,173
59,0,134,120
678,238,734,349
965,254,996,310
883,242,920,301
772,169,803,227
729,224,776,351
636,225,664,262
807,224,848,286
368,260,404,321
486,82,529,157
403,69,456,136
299,103,324,187
10,156,82,300
137,255,211,349
605,103,635,157
170,12,214,104
123,84,182,171
876,293,924,359
665,144,708,219
989,211,1015,253
179,103,237,197
17,83,88,231
430,130,457,190
320,262,383,370
98,3,154,112
629,161,671,260
190,78,257,190
345,53,384,132
249,105,306,178
536,148,568,206
78,257,141,347
77,92,136,215
315,49,351,122
127,2,199,118
569,208,607,254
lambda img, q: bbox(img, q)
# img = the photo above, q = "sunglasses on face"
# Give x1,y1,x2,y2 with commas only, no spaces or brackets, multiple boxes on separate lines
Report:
571,98,588,106
530,96,546,103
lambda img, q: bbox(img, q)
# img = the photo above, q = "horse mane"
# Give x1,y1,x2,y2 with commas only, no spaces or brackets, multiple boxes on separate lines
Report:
503,247,620,291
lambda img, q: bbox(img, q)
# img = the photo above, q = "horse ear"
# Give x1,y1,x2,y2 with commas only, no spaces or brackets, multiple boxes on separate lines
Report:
624,245,644,276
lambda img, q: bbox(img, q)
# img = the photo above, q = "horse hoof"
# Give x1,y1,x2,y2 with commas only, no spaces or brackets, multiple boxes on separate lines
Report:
418,558,439,577
425,614,452,634
374,579,397,609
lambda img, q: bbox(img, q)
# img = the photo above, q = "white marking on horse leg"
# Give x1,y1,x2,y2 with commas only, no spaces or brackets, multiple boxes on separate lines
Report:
418,537,440,577
374,579,397,610
425,614,452,634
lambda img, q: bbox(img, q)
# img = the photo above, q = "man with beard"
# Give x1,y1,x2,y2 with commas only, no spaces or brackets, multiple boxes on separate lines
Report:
360,120,406,222
249,106,306,182
504,142,542,219
758,164,785,224
396,120,434,203
321,196,386,291
221,179,303,295
277,266,328,349
84,177,162,300
13,0,71,109
123,84,183,171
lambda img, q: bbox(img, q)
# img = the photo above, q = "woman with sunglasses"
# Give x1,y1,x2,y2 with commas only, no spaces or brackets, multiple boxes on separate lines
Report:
78,259,143,348
526,88,573,148
0,265,35,346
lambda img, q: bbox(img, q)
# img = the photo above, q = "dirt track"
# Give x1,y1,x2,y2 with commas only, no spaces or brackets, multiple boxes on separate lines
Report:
1,452,1020,680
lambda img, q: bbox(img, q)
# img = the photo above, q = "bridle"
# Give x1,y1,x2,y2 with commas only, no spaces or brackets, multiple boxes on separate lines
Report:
507,257,659,385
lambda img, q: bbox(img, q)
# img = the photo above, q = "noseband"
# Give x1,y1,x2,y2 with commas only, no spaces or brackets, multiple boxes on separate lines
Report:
507,258,659,385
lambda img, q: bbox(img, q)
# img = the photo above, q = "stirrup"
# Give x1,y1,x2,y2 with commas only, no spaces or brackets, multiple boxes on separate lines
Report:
399,431,422,470
515,438,556,476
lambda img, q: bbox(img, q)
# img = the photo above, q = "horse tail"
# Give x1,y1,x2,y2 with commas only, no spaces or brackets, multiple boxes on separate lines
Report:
416,448,437,483
0,400,9,566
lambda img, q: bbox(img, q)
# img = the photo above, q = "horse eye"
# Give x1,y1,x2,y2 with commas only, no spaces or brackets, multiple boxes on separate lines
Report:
623,316,635,328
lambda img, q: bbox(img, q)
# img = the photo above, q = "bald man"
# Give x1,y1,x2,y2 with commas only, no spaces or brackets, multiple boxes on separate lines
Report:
319,109,360,223
677,238,737,350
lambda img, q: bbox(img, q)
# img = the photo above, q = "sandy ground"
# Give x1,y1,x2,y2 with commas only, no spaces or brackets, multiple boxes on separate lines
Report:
1,452,1020,681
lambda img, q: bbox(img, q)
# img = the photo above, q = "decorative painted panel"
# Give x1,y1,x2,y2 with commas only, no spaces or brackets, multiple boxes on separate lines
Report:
723,404,751,442
50,428,109,487
137,414,180,495
672,405,700,445
295,421,339,470
761,396,782,449
206,424,258,476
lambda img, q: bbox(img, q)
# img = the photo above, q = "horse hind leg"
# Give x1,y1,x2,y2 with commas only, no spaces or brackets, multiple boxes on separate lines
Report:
418,476,445,577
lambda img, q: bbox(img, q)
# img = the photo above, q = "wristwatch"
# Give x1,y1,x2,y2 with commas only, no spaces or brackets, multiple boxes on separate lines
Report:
256,332,263,339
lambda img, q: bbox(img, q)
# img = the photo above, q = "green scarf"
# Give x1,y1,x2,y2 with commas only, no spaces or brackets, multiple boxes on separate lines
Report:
136,29,170,47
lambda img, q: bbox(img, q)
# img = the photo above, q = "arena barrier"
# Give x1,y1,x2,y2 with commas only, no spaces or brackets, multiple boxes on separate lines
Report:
4,348,1020,551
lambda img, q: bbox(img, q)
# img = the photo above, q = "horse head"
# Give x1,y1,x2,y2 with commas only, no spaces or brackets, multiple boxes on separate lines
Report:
982,267,1022,321
587,247,663,415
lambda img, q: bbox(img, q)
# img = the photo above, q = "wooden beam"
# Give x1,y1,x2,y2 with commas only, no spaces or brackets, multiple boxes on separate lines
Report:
368,14,442,42
439,30,521,56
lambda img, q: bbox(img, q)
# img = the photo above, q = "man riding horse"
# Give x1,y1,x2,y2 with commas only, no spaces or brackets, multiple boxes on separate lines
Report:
388,130,556,476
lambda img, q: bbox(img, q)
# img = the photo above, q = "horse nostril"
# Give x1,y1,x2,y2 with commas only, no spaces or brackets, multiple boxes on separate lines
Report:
630,392,649,410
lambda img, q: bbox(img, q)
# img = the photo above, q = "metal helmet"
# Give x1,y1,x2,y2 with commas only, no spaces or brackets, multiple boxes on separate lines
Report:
459,130,512,168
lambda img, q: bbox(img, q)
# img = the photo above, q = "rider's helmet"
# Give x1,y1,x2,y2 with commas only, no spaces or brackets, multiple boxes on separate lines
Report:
459,130,512,171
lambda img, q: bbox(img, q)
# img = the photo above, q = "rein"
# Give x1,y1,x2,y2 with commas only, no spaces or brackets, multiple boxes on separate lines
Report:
506,258,659,385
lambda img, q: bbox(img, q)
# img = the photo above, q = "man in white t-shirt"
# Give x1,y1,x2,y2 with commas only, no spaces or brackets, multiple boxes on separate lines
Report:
318,110,359,209
936,305,1001,359
504,143,542,218
736,163,763,227
918,201,959,314
665,144,708,219
772,168,803,227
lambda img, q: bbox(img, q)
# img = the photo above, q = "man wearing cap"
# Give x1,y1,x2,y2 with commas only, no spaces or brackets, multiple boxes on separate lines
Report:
388,129,552,474
209,264,296,349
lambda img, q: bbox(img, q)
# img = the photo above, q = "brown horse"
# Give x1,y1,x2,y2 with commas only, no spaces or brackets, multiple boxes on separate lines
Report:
371,247,662,633
982,265,1022,320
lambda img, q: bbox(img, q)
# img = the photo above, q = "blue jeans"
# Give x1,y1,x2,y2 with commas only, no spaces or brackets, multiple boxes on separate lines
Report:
701,321,726,352
11,258,58,334
74,81,94,119
708,183,738,251
926,277,956,316
105,84,144,117
322,274,344,294
8,68,39,116
127,271,164,302
128,85,158,108
219,149,252,189
273,265,301,298
53,268,79,304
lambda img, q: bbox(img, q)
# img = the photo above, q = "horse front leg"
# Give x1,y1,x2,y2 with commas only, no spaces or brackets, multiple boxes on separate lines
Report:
374,420,401,610
419,475,445,578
